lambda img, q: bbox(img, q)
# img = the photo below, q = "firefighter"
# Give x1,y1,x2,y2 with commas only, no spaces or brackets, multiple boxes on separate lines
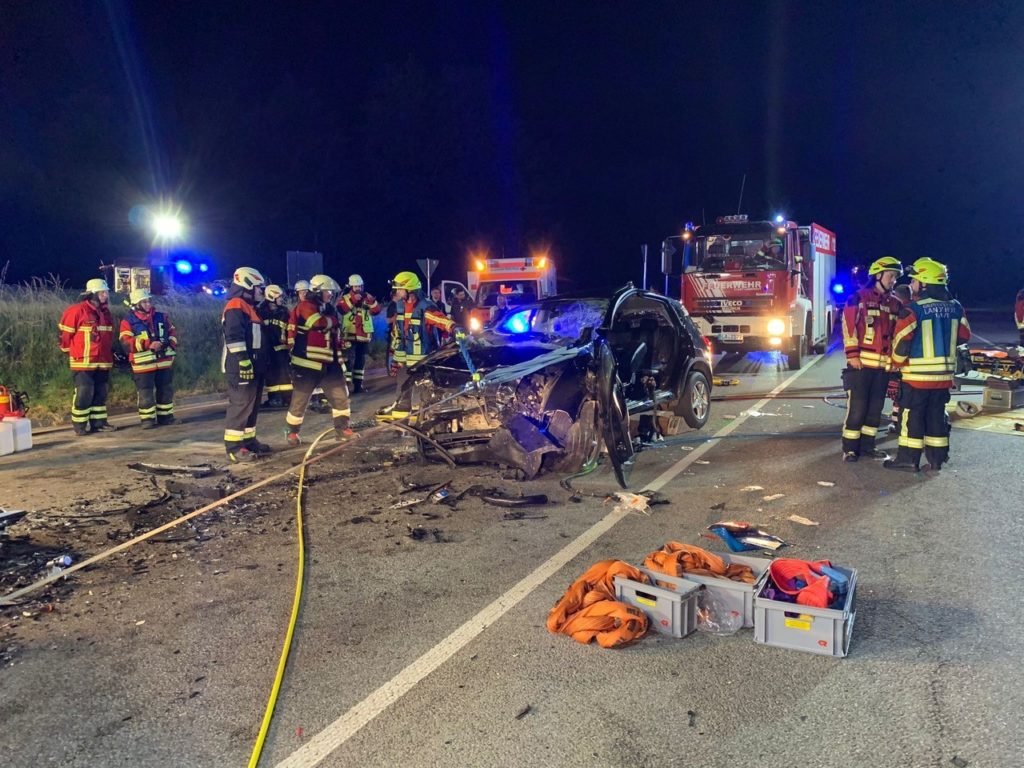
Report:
1015,286,1024,346
222,267,271,462
376,271,456,421
337,274,381,394
840,256,903,462
885,259,972,472
886,282,913,434
58,278,117,435
294,279,310,303
118,289,177,428
258,284,292,408
285,274,353,444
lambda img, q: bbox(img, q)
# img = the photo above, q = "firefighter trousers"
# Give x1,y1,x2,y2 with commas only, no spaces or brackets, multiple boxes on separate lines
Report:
72,370,110,433
895,385,951,469
134,368,175,424
224,374,264,453
286,363,351,433
345,341,368,392
265,349,293,402
841,367,889,455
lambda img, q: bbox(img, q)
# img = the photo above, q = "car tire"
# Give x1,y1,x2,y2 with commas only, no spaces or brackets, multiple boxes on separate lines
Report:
787,335,804,370
678,370,711,429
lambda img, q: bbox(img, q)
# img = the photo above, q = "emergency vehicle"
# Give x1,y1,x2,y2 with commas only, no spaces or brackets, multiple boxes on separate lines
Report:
440,254,558,330
676,215,837,369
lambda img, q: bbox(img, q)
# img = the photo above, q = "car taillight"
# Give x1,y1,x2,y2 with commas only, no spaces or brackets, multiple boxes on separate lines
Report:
702,335,713,352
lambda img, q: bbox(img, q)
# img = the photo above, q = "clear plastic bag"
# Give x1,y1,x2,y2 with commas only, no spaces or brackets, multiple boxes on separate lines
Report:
696,590,743,636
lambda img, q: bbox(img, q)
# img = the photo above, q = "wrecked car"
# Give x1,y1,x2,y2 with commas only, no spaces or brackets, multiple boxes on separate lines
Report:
400,284,713,487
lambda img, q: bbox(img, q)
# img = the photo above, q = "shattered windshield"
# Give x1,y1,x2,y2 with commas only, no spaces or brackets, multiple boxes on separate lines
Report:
477,280,539,307
696,233,787,272
491,298,609,343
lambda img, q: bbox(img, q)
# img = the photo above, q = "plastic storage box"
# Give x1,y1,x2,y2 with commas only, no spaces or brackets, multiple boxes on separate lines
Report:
614,567,703,639
3,417,32,452
753,566,857,657
678,553,771,628
0,422,13,456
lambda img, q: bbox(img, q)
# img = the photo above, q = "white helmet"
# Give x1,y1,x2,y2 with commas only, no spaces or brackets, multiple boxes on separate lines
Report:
309,274,340,293
264,284,284,302
85,278,110,294
348,274,364,288
294,279,310,292
129,288,152,306
233,267,266,291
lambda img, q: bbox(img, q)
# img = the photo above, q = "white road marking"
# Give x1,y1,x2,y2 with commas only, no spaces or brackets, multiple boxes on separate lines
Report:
275,356,825,768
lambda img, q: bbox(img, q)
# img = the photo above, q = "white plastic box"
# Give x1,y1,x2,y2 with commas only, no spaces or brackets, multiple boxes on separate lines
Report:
0,422,14,456
614,567,703,639
3,417,32,452
678,552,771,628
753,566,857,658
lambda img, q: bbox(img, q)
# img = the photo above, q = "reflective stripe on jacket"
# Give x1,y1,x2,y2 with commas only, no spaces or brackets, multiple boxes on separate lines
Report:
841,286,900,370
221,290,265,375
389,294,454,366
257,301,290,352
118,309,177,373
287,298,343,370
338,291,381,342
892,295,971,388
58,300,115,370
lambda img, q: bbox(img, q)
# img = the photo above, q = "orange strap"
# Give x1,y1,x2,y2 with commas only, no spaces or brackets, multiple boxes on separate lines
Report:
546,559,649,649
768,559,834,608
644,542,755,584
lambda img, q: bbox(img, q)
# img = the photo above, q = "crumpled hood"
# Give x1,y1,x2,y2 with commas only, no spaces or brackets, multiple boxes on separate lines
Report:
416,338,589,386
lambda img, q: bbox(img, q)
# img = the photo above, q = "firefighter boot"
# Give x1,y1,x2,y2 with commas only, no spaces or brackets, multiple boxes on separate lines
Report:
227,446,259,463
248,438,273,455
286,426,301,448
883,458,919,473
334,416,354,442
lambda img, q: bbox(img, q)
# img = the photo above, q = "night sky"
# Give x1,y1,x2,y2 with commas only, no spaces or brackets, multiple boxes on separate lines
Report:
2,1,1022,302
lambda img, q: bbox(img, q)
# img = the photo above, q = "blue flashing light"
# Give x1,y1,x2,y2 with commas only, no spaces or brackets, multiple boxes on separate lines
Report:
199,263,209,273
775,214,785,224
831,281,845,295
501,310,532,334
174,259,193,275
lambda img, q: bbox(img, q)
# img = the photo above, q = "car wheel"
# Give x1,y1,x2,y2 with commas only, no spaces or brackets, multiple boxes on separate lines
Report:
678,370,711,429
787,335,804,370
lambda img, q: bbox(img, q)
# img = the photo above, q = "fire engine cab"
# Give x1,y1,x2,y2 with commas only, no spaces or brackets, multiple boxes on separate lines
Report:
441,254,558,330
677,215,837,369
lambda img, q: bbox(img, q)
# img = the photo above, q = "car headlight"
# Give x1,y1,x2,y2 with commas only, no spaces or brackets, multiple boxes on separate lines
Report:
468,316,482,332
767,318,786,336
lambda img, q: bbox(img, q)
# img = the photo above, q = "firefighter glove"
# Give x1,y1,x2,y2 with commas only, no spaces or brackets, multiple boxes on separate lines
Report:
238,358,254,383
454,326,468,342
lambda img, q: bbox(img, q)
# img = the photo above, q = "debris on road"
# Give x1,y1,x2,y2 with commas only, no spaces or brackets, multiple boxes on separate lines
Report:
708,521,787,552
612,492,651,515
787,514,820,526
762,493,785,502
515,704,532,720
390,498,424,509
816,481,835,487
740,485,764,492
127,462,220,478
687,710,697,727
480,492,548,508
710,502,726,511
695,459,710,465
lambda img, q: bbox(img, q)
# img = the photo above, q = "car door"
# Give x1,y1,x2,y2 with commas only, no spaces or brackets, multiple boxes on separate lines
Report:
439,279,470,315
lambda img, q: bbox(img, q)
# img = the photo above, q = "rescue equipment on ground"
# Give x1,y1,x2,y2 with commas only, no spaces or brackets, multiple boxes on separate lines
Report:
0,386,28,418
644,542,756,584
708,521,787,552
762,559,850,610
547,560,650,648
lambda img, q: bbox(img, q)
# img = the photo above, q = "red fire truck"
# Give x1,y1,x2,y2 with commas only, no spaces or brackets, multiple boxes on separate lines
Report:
676,215,837,369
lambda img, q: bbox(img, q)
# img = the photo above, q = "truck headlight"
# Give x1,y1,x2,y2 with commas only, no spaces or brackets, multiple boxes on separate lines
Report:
767,318,786,336
468,316,482,332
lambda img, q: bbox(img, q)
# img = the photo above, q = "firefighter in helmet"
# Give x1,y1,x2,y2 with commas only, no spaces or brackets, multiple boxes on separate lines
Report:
885,259,971,472
119,288,178,428
337,274,381,394
294,279,311,303
840,255,902,462
258,284,292,408
285,274,354,444
58,278,117,435
222,267,271,462
376,270,456,421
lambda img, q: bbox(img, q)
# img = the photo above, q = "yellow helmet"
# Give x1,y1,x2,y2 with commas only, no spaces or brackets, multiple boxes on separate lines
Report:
392,271,421,291
910,259,948,285
129,288,152,306
868,256,902,276
264,284,284,302
233,267,266,290
348,274,364,288
85,278,110,294
906,257,938,277
309,274,340,293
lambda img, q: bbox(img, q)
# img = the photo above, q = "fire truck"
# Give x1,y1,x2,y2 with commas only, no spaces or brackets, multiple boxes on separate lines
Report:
675,215,837,369
440,254,558,330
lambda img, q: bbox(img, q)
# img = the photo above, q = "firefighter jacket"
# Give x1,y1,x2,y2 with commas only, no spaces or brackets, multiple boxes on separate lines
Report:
58,300,115,371
841,285,900,370
337,290,381,343
221,285,265,375
119,308,177,373
287,298,343,370
390,293,454,366
1015,289,1024,334
257,300,290,353
891,289,971,389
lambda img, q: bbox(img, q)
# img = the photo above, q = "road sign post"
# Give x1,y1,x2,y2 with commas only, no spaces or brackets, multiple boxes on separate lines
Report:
416,258,440,293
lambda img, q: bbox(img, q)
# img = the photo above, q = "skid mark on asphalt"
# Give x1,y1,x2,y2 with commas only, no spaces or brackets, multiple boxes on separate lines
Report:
275,356,826,768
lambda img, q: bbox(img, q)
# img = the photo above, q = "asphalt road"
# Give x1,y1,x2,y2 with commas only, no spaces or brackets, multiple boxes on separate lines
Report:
2,317,1022,768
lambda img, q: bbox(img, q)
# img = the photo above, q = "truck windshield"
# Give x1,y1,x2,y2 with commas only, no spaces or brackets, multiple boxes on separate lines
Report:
476,280,539,307
695,234,787,272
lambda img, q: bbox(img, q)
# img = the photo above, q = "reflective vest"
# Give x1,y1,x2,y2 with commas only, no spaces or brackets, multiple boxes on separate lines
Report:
119,309,177,373
221,292,265,375
287,298,343,370
389,295,454,366
257,301,290,353
58,300,115,370
841,286,900,370
892,296,971,388
338,291,381,343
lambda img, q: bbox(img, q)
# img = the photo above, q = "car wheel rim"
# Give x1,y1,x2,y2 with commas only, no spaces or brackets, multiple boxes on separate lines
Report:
692,379,709,420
